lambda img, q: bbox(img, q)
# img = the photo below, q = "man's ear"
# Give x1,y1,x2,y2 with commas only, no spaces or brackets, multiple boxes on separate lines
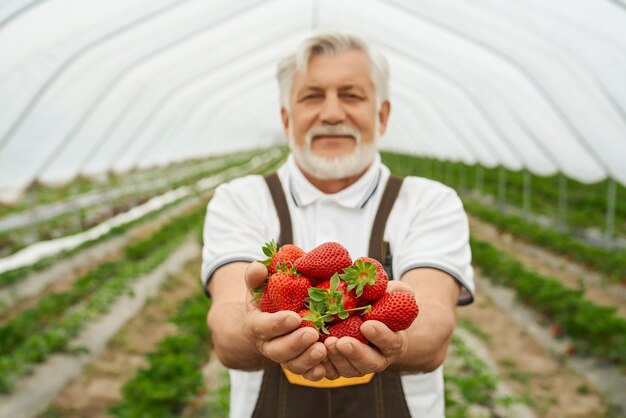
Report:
281,107,289,132
377,101,391,135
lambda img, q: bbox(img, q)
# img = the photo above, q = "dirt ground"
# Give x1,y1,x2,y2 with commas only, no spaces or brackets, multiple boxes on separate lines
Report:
469,216,626,317
458,278,610,418
39,259,205,418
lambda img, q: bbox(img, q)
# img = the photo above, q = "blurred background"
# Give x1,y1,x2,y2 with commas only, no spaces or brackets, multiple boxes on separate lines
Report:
0,1,625,417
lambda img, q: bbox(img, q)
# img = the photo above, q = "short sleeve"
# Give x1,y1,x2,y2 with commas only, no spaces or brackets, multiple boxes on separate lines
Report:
389,178,474,305
200,175,279,289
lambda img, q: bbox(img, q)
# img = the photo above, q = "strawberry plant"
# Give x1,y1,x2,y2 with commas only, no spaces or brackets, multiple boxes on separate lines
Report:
0,207,205,392
463,200,626,283
0,147,287,290
382,151,626,240
109,292,211,418
471,237,626,366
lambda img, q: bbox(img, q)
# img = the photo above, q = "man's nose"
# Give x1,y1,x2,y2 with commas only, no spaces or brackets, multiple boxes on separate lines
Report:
319,95,346,125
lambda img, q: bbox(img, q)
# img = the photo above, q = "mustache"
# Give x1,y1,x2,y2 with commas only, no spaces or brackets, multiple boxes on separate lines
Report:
305,125,361,144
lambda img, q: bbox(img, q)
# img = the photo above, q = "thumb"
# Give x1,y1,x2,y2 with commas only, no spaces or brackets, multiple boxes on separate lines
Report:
246,261,269,289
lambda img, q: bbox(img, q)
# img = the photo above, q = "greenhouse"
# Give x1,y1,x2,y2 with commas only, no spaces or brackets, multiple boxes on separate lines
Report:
1,0,625,417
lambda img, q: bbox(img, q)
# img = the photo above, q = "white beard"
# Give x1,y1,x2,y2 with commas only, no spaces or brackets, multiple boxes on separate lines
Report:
288,124,379,180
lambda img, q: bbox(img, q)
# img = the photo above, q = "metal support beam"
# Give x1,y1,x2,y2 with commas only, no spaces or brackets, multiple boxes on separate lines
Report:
605,178,617,245
498,166,507,210
523,170,532,217
557,174,567,231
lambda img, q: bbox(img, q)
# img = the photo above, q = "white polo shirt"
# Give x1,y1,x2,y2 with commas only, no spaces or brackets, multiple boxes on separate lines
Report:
201,152,474,418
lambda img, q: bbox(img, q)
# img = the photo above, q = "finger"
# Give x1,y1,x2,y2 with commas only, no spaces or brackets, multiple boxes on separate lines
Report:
386,280,414,295
282,341,327,375
361,320,407,360
246,310,301,342
325,337,361,378
322,358,340,380
259,327,321,364
246,261,269,289
335,337,386,374
300,363,327,382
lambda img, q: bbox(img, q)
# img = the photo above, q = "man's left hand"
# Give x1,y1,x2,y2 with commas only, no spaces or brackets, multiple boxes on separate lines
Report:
323,280,414,378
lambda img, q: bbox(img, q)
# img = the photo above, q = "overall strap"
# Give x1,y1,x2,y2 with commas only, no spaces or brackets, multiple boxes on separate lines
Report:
368,175,404,273
264,172,293,246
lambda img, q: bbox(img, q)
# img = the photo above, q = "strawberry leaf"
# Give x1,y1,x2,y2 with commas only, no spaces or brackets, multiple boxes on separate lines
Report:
259,240,278,266
307,288,327,302
339,260,376,298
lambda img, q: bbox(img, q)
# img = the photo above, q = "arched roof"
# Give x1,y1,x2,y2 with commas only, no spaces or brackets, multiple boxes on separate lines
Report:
1,0,625,203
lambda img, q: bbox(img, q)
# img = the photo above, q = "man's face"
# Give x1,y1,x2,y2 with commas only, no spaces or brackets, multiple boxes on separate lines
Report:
281,49,390,179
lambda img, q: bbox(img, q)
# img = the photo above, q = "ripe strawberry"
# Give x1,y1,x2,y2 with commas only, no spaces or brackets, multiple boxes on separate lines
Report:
259,289,279,313
307,274,368,324
340,257,388,305
259,240,305,275
298,309,333,340
295,242,352,283
363,292,419,331
327,316,369,344
266,265,311,312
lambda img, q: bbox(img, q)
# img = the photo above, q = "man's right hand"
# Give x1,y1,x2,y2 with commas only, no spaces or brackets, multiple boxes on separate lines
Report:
243,262,329,381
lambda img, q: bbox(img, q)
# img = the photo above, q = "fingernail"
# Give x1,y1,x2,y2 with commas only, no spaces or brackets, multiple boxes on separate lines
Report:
342,341,354,354
311,349,324,361
284,315,299,328
363,324,376,337
303,331,318,344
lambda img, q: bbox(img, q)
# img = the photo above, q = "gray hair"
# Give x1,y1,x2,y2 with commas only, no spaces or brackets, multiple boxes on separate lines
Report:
277,32,390,111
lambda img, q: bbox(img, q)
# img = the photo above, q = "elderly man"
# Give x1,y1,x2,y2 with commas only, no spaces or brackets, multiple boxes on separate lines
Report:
202,32,474,418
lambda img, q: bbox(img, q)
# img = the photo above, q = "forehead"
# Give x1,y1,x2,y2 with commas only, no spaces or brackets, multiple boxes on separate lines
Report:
293,49,374,90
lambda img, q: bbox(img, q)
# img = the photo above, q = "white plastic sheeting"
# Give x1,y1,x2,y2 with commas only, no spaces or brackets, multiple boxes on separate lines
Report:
1,0,625,203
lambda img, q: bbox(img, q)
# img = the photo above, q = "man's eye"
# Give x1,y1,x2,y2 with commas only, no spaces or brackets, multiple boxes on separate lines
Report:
301,94,322,101
342,93,362,100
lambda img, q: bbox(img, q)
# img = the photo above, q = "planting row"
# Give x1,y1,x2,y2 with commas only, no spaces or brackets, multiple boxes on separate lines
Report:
0,148,288,289
0,151,288,393
382,152,626,284
471,236,626,367
0,149,270,257
0,206,205,392
0,149,264,220
464,200,626,283
108,291,212,418
381,151,626,240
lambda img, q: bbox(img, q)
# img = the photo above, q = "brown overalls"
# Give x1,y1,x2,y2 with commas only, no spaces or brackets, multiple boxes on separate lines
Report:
252,173,412,418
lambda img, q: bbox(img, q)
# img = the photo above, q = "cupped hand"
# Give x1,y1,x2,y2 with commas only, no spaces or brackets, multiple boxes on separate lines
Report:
243,262,328,380
323,281,413,378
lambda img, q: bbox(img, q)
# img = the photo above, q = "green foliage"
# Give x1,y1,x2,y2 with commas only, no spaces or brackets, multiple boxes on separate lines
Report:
204,370,231,417
471,237,626,366
0,147,286,289
0,207,205,392
463,200,626,282
381,151,626,238
445,335,500,417
110,335,205,418
109,293,212,418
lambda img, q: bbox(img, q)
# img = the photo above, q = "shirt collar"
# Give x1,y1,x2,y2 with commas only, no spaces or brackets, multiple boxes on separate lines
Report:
286,153,382,209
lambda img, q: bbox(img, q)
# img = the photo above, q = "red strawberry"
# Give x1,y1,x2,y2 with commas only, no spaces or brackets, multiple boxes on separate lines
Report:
340,257,388,305
259,289,279,313
298,309,333,341
298,309,317,330
295,242,352,283
307,274,368,324
266,266,311,312
327,316,369,344
363,292,419,331
260,240,305,275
